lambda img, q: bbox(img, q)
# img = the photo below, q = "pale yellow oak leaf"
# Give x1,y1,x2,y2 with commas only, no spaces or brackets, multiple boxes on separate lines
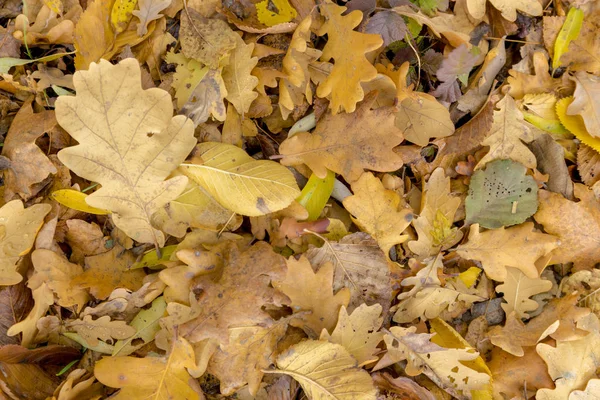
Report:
66,315,135,347
273,256,350,338
496,267,552,319
56,59,196,246
456,222,559,281
95,335,202,399
133,0,171,36
278,94,404,182
0,200,51,286
571,380,600,399
222,35,259,115
476,94,537,169
466,0,542,22
320,304,384,366
408,168,462,259
534,185,600,270
315,0,383,114
343,172,413,256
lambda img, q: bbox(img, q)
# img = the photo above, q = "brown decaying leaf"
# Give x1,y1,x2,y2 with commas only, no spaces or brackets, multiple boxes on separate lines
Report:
0,282,33,346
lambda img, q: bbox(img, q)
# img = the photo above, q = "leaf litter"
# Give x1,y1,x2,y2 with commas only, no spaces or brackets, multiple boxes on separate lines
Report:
1,0,600,398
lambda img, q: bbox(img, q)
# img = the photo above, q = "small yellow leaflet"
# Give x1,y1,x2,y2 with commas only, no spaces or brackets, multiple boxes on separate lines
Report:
51,189,111,215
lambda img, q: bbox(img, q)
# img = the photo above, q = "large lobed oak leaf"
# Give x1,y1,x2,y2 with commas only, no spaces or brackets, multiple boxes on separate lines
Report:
279,93,404,182
55,58,196,246
315,0,383,114
496,267,553,319
466,0,542,21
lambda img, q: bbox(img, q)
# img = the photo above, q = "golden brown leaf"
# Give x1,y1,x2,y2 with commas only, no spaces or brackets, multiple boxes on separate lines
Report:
222,35,259,115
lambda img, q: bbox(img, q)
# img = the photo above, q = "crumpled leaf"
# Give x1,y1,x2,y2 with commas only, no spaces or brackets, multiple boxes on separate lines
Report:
306,232,393,315
320,304,384,366
279,93,405,182
466,159,539,229
534,184,600,270
408,167,463,259
466,0,542,21
496,267,553,319
1,99,57,201
270,340,377,400
343,172,413,256
274,256,350,337
133,0,171,36
456,222,558,281
374,326,490,398
179,142,300,216
94,335,202,399
56,59,196,246
180,242,288,344
65,315,135,347
315,0,383,114
0,201,51,286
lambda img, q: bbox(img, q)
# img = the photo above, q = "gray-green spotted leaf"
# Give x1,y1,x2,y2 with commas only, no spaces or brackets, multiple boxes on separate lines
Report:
466,159,537,229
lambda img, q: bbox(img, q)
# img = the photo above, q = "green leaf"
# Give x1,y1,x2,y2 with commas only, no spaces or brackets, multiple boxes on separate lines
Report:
466,159,538,229
112,296,167,356
179,142,300,216
552,7,584,70
296,170,335,221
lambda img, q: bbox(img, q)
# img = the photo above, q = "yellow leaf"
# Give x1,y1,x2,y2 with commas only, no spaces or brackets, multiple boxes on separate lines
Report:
112,296,167,356
496,267,552,319
296,170,335,221
343,172,413,256
222,35,259,114
56,59,196,246
51,189,111,215
0,200,51,286
556,96,600,153
95,335,202,399
273,256,350,337
465,0,542,21
552,7,584,69
459,267,481,287
256,0,297,26
7,283,54,347
43,0,64,14
66,315,135,347
456,222,559,281
429,318,494,400
316,0,383,114
278,93,405,182
269,340,377,400
111,0,138,34
568,72,600,138
179,142,300,216
131,244,178,269
408,168,463,259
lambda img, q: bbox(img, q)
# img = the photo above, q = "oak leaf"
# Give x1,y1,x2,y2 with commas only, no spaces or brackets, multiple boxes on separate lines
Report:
320,304,384,366
496,267,553,319
65,315,135,347
571,379,600,399
456,222,558,281
208,318,290,396
180,242,288,344
374,326,490,397
278,94,405,182
71,245,145,300
56,59,196,246
537,329,600,400
222,35,259,114
568,72,600,138
466,0,542,21
507,52,574,99
408,168,463,259
133,0,171,36
94,335,203,399
0,201,51,286
7,283,54,347
64,220,110,264
270,340,377,400
343,172,413,256
553,19,600,74
533,185,600,270
28,249,89,311
315,0,383,114
274,256,350,337
1,99,57,201
179,142,300,216
306,232,393,314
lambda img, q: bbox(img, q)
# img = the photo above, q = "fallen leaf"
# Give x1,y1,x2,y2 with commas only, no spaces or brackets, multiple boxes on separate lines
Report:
373,372,436,400
7,283,54,347
0,282,33,346
94,335,203,399
222,34,259,114
568,72,600,138
133,0,171,36
496,267,553,319
269,340,377,400
274,256,349,337
111,296,166,356
66,315,135,347
278,93,405,182
465,0,542,21
507,52,573,99
364,10,407,48
256,0,297,26
571,379,600,399
56,58,196,246
315,0,383,114
179,142,300,216
456,222,558,281
0,200,51,286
